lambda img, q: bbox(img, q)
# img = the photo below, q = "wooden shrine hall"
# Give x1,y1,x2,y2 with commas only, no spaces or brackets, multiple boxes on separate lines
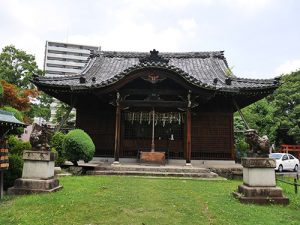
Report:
32,49,279,164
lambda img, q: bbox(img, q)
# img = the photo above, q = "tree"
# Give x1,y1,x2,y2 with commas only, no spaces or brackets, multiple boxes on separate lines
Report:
0,45,53,121
53,102,75,125
0,45,43,88
271,71,300,144
0,79,38,112
236,70,300,146
26,93,52,122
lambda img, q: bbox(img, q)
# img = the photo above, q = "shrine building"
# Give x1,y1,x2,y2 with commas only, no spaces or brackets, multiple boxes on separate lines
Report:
32,49,279,164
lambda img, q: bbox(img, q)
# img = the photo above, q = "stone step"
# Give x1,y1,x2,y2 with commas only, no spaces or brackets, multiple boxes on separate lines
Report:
93,165,211,173
87,170,219,178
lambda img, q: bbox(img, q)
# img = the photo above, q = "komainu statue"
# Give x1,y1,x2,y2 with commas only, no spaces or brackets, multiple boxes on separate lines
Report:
244,129,270,157
30,123,53,151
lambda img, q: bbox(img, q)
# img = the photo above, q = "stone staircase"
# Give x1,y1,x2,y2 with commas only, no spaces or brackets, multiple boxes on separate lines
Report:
86,164,220,179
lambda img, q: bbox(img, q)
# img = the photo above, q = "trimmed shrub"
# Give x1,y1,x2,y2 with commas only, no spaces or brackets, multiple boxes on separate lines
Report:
50,132,66,166
63,129,95,166
4,154,24,190
7,135,31,156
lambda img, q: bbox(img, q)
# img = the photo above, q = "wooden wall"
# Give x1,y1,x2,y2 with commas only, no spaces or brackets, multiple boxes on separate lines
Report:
191,112,233,160
76,107,115,157
75,95,234,160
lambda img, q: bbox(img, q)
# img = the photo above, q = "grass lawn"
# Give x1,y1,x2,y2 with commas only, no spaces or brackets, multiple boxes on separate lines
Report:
0,176,300,225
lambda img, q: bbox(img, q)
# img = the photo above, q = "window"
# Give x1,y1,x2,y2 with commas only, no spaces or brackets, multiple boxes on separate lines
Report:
289,154,295,159
282,155,288,160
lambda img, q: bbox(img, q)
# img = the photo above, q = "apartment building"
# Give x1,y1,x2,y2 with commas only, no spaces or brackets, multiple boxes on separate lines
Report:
44,41,100,123
44,41,100,77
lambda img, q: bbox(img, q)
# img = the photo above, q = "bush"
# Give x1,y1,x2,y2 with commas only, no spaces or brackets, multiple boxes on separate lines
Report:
7,135,31,156
63,129,95,166
4,154,24,190
50,132,66,166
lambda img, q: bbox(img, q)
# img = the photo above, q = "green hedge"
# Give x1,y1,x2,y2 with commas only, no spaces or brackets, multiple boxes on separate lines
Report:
50,132,66,166
63,129,95,166
7,135,31,155
4,154,24,190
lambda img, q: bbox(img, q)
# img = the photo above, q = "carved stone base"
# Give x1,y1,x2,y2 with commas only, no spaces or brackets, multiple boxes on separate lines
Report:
233,157,289,205
8,178,62,195
233,184,289,205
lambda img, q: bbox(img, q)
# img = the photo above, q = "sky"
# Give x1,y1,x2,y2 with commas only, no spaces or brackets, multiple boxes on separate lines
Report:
0,0,299,79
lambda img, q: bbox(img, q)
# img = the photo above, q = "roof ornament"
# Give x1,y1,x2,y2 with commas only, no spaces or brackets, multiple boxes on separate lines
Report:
89,49,100,59
139,49,169,64
225,77,232,85
213,78,218,84
79,76,86,84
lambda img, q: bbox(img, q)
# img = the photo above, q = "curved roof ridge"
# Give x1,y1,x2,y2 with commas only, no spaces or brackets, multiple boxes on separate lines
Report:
99,50,225,59
235,77,277,83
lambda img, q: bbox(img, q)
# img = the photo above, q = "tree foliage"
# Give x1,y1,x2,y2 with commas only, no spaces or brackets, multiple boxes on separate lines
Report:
0,45,52,121
235,70,300,146
0,45,42,88
271,71,300,143
52,102,75,124
0,79,38,112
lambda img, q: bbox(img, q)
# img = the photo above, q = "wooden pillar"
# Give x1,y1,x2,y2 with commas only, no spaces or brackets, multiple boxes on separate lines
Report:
185,107,192,164
113,93,121,163
185,92,192,165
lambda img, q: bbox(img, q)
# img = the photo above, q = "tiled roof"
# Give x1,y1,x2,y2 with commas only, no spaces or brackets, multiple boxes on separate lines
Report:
0,110,26,127
32,50,279,93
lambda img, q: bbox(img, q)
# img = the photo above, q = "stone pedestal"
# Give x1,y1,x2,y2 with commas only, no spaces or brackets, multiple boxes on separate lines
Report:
8,150,62,195
233,158,289,205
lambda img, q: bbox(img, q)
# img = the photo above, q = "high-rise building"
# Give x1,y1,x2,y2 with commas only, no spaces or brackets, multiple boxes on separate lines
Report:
44,41,100,77
44,41,100,123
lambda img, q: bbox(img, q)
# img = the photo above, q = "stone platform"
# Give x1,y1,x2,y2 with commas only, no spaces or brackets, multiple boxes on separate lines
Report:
233,184,289,205
8,178,62,195
87,164,220,179
8,150,62,195
233,158,289,205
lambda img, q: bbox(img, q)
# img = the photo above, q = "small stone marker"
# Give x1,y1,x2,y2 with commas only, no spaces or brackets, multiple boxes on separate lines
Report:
233,157,289,205
8,150,62,195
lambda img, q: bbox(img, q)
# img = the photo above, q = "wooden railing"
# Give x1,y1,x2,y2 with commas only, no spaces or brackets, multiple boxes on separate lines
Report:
280,144,300,159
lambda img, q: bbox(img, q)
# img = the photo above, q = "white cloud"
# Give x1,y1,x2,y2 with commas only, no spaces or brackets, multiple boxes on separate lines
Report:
178,18,197,31
275,59,300,75
68,22,184,52
223,0,273,14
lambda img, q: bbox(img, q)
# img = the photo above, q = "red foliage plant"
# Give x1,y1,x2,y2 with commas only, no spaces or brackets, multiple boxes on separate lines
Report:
0,80,38,111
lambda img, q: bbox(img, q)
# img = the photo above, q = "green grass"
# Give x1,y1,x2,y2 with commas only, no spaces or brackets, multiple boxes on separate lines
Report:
0,176,300,225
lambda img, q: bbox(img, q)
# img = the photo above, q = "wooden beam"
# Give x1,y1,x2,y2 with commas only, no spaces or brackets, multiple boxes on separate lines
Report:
122,100,186,108
120,89,186,96
233,99,250,130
